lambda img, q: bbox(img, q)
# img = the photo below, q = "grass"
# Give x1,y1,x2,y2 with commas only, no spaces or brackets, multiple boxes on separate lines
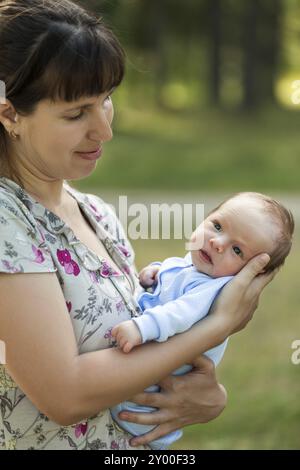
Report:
71,100,300,448
74,104,300,193
131,233,300,450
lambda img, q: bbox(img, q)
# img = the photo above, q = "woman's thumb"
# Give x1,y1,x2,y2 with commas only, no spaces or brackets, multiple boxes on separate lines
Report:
237,254,270,285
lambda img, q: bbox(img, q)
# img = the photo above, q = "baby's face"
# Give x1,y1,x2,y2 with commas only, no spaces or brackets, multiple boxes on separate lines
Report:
190,196,278,278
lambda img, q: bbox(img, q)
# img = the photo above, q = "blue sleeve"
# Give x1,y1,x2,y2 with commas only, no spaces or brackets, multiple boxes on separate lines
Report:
132,277,231,343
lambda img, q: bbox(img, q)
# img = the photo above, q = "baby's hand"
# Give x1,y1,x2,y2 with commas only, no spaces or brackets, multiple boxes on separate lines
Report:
111,320,142,353
139,265,160,288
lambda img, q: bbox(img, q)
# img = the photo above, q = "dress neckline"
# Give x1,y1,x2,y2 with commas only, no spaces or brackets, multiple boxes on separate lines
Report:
0,176,133,283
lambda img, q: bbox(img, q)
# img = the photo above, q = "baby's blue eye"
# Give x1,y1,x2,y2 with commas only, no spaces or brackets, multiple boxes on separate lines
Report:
214,222,222,231
233,246,242,256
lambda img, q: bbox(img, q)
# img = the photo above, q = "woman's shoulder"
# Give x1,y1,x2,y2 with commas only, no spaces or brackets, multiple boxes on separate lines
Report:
0,184,36,227
0,186,56,274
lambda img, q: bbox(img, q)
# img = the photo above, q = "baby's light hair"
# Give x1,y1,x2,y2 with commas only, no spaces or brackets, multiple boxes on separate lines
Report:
207,192,294,273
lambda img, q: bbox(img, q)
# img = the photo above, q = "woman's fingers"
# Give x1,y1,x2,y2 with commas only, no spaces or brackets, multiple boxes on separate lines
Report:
130,422,179,447
233,254,270,289
119,408,171,426
189,354,215,374
232,268,279,334
251,266,280,295
129,391,168,408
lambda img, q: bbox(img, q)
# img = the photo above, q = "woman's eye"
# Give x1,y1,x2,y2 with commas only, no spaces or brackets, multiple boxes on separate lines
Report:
233,246,242,257
214,222,222,231
67,112,84,121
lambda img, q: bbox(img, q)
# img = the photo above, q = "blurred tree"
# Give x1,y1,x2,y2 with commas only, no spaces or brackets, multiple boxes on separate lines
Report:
242,0,259,110
208,0,222,106
132,0,169,108
81,0,120,20
241,0,282,110
80,0,283,112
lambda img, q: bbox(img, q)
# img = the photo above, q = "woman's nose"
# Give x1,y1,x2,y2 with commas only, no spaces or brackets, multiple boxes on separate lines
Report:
88,110,113,143
210,237,225,253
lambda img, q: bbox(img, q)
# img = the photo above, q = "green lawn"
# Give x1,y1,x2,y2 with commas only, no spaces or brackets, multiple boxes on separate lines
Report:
131,233,300,450
71,102,300,448
74,105,300,193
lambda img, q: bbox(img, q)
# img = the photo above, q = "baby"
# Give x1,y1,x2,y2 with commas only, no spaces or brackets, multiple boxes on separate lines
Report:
111,192,294,450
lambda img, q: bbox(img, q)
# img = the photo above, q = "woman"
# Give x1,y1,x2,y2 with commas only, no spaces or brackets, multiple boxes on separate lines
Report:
0,0,276,450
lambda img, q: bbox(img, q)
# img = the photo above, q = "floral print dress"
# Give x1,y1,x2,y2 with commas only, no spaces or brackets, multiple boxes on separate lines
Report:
0,176,148,450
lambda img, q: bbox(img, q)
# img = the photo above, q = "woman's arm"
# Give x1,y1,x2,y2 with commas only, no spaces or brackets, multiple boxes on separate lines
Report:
0,270,227,426
120,354,227,447
0,253,274,427
113,254,279,446
72,307,226,419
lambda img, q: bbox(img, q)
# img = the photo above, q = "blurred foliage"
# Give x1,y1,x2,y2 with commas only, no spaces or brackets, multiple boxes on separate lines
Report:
78,0,300,110
74,104,300,193
70,1,300,193
81,0,283,109
72,1,300,450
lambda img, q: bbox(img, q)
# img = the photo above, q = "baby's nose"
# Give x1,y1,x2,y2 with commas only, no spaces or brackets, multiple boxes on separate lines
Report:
210,237,225,253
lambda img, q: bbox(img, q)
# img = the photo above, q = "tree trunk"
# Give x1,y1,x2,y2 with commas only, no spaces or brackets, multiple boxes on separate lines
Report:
209,0,222,106
241,0,282,110
241,0,259,110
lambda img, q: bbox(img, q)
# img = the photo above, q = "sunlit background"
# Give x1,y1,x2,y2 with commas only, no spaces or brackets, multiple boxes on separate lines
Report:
73,0,300,450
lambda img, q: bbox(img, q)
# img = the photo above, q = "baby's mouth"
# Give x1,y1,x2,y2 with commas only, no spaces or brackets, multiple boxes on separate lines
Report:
198,249,213,264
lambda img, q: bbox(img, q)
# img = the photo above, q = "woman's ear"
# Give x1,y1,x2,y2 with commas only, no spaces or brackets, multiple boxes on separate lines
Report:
0,100,18,129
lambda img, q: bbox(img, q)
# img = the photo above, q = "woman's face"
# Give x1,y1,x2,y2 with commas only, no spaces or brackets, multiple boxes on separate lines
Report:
9,90,114,181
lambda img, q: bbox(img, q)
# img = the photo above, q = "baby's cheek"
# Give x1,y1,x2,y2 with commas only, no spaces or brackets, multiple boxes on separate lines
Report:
215,258,241,277
230,260,246,276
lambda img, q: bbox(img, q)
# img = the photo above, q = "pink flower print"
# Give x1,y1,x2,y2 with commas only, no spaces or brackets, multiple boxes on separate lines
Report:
56,249,80,276
32,245,45,264
2,260,20,273
111,440,119,450
116,300,125,313
75,422,88,438
89,203,103,222
100,261,120,278
104,327,113,340
66,301,72,313
118,244,130,258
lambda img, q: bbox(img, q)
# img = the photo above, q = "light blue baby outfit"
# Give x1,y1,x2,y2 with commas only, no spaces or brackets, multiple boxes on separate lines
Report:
110,253,233,450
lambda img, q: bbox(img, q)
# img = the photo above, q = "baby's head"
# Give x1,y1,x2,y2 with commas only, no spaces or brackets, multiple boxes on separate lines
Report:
189,192,294,278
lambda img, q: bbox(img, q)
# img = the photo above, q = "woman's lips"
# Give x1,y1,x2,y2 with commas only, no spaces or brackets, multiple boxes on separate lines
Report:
198,249,213,264
75,148,102,161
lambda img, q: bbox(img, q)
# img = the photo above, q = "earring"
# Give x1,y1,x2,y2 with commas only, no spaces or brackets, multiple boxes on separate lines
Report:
9,130,18,140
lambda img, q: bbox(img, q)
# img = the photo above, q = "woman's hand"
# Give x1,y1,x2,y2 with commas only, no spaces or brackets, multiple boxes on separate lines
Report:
118,255,278,447
210,253,279,336
118,355,227,447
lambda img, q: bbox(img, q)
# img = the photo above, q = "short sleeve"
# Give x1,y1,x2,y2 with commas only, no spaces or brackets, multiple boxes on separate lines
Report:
0,193,57,274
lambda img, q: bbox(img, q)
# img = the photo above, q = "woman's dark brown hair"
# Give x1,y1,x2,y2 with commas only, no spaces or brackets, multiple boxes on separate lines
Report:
0,0,125,186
